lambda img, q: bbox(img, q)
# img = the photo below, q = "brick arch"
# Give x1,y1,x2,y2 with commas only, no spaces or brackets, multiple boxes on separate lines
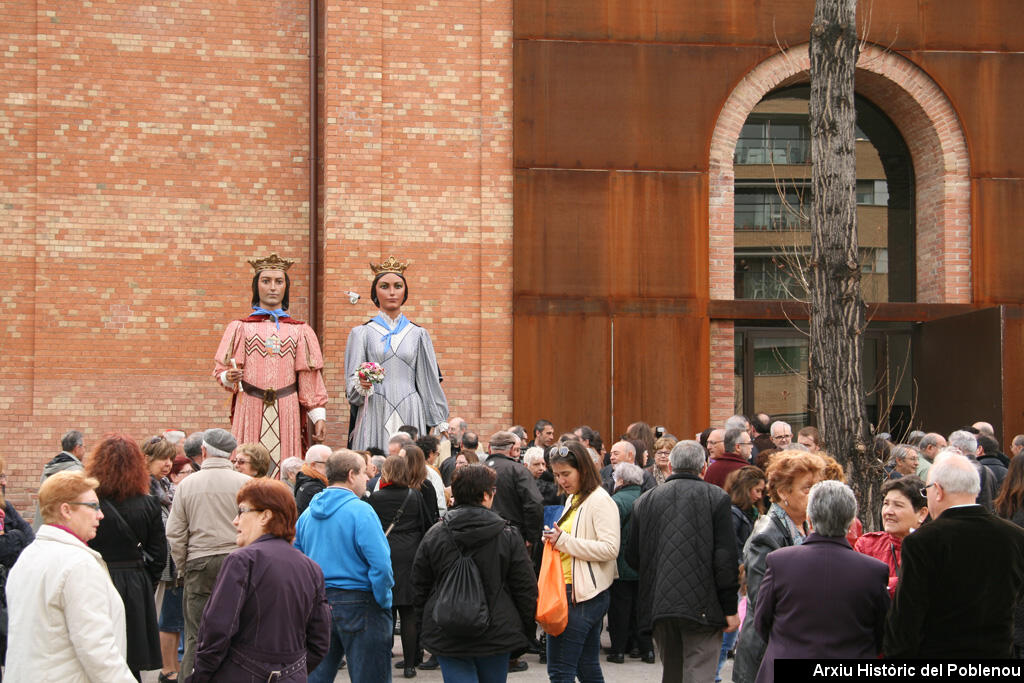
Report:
706,43,971,424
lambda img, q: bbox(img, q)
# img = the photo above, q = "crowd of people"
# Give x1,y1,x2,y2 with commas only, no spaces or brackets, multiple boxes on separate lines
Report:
4,416,1024,683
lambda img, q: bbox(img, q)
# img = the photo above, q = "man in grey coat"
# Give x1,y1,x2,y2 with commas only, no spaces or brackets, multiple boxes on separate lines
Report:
165,427,250,678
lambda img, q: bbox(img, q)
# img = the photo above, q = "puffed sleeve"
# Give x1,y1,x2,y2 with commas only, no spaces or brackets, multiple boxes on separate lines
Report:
413,327,448,429
213,320,245,390
345,325,369,406
296,323,328,410
190,552,250,682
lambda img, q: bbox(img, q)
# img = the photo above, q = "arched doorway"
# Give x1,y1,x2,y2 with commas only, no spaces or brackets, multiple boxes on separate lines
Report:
706,43,971,429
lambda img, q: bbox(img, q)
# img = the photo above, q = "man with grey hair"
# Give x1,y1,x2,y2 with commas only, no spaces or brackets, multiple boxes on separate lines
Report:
183,430,205,468
706,428,725,462
972,420,995,437
485,430,543,547
770,420,793,448
885,452,1024,658
1012,434,1024,459
601,440,656,494
916,432,946,478
948,429,997,512
296,443,332,514
32,429,87,531
627,440,739,683
724,414,750,435
705,427,752,488
753,481,889,672
166,427,250,677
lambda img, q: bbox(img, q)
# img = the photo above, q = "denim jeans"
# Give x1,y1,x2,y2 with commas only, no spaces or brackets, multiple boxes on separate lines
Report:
546,586,610,683
716,629,738,682
309,588,393,683
437,652,510,683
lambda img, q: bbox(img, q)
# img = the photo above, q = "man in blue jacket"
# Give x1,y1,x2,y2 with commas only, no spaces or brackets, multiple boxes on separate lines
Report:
297,449,394,683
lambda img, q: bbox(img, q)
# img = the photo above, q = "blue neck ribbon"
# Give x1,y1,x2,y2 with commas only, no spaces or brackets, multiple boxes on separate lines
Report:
252,307,291,330
373,313,409,350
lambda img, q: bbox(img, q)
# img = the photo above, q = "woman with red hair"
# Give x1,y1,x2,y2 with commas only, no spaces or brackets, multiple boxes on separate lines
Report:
189,478,331,682
86,433,167,680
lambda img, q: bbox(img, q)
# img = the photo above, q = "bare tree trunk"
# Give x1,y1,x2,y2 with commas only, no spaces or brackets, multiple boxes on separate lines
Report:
808,0,880,529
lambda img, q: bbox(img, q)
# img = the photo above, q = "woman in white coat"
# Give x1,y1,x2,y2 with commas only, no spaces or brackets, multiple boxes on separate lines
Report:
4,471,136,683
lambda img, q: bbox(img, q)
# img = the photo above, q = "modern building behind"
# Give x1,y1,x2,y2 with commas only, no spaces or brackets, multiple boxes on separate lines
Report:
4,1,1023,505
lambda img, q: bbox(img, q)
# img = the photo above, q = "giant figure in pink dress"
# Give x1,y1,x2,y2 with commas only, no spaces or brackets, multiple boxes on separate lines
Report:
214,254,328,472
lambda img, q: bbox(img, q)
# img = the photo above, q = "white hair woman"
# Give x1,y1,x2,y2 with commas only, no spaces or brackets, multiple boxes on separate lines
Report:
752,481,889,682
606,462,653,663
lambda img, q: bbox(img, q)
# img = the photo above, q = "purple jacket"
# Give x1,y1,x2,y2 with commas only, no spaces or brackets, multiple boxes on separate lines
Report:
753,533,889,683
187,535,332,683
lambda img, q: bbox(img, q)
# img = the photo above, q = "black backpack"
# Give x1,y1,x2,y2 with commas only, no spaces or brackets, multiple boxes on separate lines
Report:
431,517,490,637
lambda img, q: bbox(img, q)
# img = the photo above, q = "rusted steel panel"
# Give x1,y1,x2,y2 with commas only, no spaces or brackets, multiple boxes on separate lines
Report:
513,312,612,442
515,0,923,49
972,179,1024,304
612,313,709,440
921,0,1024,52
1003,306,1024,447
912,307,1002,438
908,52,1024,179
515,41,773,172
514,169,707,299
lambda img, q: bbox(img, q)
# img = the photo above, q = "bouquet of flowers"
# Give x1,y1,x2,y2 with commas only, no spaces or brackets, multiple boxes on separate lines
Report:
358,361,386,384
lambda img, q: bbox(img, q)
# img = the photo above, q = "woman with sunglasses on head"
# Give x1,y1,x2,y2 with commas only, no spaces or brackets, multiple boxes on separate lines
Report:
542,440,621,683
85,434,167,681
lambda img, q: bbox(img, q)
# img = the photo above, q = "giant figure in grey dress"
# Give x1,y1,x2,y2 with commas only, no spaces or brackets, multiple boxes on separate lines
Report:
345,258,448,451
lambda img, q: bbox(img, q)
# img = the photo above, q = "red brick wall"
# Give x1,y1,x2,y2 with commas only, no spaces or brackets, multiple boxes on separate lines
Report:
1,0,514,515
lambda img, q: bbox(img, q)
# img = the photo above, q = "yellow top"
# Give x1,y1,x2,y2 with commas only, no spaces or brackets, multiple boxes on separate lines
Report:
558,495,580,584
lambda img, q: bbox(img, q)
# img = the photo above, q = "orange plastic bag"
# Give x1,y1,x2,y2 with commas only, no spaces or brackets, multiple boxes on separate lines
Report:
536,542,568,636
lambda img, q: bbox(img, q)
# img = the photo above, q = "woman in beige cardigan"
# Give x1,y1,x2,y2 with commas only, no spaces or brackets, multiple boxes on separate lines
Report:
542,440,621,683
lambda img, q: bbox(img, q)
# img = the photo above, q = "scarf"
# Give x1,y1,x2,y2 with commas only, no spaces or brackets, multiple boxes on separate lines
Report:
301,463,328,486
770,502,808,545
372,312,409,350
252,306,291,330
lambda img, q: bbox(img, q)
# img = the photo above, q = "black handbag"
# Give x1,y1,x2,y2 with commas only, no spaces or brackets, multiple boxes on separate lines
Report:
430,517,490,637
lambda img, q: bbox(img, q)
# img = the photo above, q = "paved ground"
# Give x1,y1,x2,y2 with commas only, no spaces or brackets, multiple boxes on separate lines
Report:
142,628,735,682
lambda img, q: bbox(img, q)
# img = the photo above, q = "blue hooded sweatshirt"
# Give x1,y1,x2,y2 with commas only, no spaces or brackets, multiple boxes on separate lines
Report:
295,486,394,610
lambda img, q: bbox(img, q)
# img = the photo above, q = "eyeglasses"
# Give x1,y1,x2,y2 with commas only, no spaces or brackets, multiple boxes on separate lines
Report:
919,483,938,497
737,441,753,447
551,445,570,457
707,440,722,445
237,506,261,516
772,434,793,440
234,458,250,466
68,501,101,511
655,450,671,456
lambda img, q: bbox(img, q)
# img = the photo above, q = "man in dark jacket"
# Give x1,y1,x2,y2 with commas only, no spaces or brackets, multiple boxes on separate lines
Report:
885,452,1024,657
978,433,1008,489
32,429,86,531
485,431,543,547
627,440,739,683
704,428,753,489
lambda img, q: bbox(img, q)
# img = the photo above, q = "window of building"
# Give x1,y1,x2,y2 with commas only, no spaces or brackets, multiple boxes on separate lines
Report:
732,87,914,304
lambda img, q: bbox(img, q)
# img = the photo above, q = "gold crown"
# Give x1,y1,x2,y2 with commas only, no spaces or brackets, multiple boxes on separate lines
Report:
370,256,410,276
248,253,295,273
